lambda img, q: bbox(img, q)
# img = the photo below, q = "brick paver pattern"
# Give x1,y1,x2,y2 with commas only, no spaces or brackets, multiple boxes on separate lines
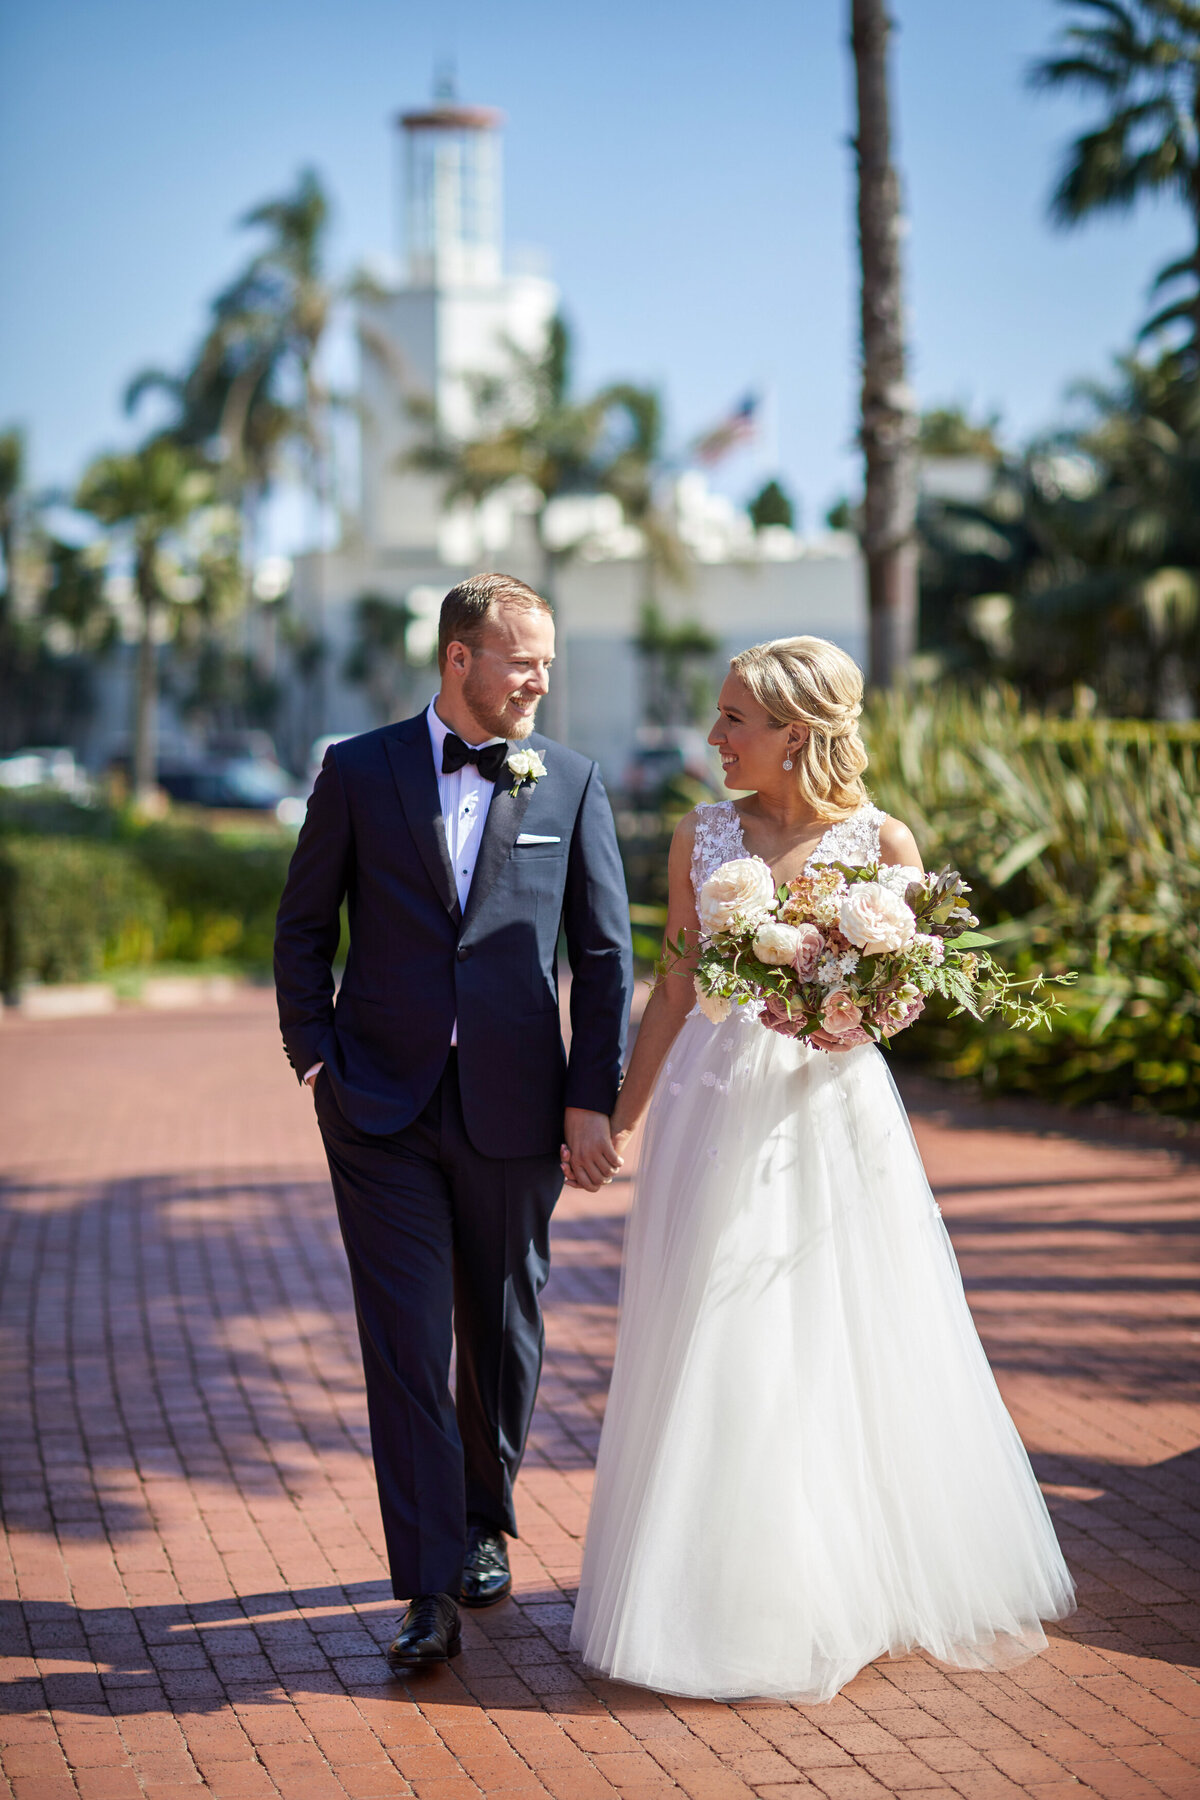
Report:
3,992,1200,1800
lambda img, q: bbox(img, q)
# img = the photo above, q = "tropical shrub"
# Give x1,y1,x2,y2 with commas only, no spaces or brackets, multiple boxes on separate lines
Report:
863,688,1200,1113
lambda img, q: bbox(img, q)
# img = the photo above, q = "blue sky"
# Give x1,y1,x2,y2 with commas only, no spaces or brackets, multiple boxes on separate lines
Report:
0,0,1185,535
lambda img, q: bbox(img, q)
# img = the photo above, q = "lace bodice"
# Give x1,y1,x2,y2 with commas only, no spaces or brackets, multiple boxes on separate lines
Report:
805,803,887,870
690,799,886,898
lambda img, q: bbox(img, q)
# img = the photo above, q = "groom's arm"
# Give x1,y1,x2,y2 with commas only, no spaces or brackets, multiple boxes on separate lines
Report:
273,746,351,1083
561,762,633,1118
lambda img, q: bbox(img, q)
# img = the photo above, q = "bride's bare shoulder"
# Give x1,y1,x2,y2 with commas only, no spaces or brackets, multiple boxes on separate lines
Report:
877,811,923,869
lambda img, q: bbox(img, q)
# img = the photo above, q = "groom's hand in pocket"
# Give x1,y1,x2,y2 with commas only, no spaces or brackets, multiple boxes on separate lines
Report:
561,1107,623,1192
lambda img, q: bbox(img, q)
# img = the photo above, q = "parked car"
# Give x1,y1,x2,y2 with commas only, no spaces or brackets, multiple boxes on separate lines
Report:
155,756,303,818
0,746,91,797
622,728,718,798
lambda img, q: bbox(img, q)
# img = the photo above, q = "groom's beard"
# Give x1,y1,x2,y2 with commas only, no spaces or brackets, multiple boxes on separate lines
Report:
462,668,542,742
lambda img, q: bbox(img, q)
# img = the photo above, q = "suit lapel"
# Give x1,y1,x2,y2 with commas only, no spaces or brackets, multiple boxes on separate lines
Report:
383,716,460,921
459,749,538,940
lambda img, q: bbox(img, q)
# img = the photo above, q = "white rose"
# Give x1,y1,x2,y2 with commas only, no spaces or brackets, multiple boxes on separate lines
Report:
837,881,917,956
507,748,546,780
695,981,732,1024
697,857,776,935
752,921,804,965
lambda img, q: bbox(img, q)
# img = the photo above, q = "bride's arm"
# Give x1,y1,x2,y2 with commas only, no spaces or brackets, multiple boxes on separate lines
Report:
605,813,703,1155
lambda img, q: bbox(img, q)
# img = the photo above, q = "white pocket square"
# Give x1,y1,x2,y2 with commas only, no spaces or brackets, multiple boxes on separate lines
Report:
516,833,561,845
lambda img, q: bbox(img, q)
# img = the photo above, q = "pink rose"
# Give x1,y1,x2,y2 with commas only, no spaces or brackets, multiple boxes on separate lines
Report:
791,924,825,981
821,988,863,1037
762,993,808,1038
823,1023,872,1048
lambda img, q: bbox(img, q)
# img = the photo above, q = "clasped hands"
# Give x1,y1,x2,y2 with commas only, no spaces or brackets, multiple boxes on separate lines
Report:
560,1106,632,1192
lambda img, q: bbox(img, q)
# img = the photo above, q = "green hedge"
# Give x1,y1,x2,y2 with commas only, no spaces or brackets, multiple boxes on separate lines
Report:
133,828,294,965
0,798,295,991
862,688,1200,1115
0,836,167,987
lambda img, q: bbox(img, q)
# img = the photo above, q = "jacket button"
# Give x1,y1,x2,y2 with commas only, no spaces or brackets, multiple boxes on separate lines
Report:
457,945,470,961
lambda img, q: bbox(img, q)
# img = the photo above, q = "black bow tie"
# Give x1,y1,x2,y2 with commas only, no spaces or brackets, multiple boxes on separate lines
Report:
442,733,508,782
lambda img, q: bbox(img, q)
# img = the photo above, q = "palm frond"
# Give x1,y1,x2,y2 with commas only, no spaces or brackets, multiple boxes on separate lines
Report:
1138,292,1200,336
1149,249,1200,287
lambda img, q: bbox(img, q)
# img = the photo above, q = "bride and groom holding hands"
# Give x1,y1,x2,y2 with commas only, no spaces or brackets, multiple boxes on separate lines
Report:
274,571,1073,1703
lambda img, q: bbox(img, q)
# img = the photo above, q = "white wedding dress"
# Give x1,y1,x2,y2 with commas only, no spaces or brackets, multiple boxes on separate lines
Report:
570,801,1075,1702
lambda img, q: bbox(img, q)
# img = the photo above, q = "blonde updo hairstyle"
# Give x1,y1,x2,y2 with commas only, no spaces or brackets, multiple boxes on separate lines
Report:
729,635,869,821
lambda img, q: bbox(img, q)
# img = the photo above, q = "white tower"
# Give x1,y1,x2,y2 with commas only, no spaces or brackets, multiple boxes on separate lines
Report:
357,81,558,557
402,92,503,287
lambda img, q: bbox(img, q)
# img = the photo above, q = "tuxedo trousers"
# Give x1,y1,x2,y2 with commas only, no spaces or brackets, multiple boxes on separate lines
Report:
314,1053,563,1599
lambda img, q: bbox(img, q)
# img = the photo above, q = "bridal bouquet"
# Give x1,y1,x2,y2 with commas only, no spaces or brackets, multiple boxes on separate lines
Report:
671,856,1065,1048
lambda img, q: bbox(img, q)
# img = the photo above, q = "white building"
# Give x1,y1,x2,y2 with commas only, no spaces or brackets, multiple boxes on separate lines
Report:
291,86,865,786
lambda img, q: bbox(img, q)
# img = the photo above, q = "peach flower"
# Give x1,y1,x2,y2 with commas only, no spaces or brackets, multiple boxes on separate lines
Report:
821,988,864,1036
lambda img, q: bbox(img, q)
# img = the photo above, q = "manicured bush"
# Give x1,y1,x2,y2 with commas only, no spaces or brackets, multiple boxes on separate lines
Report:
0,795,296,986
132,825,293,967
0,836,166,988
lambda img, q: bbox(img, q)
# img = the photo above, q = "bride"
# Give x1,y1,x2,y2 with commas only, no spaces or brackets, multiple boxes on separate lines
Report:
567,635,1075,1703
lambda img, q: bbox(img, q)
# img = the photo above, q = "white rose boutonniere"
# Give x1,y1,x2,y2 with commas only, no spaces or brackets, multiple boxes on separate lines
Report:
505,746,547,799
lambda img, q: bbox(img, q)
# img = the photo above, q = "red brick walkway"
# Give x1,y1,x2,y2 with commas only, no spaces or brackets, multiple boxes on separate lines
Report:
2,993,1199,1800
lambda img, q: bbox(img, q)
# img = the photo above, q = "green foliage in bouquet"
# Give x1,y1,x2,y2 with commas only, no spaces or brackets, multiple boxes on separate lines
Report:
862,688,1200,1114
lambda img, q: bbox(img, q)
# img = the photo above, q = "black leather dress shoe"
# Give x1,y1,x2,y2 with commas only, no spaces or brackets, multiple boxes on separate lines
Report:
386,1593,462,1667
459,1524,512,1608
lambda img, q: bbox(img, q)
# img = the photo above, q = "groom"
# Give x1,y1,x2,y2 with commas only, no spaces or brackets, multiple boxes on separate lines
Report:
274,573,632,1669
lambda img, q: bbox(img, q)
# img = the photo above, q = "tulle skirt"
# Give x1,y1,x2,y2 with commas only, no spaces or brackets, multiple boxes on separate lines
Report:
570,1007,1075,1702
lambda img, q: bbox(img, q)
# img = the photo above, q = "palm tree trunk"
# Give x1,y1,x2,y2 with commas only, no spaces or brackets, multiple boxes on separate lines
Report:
852,0,919,688
132,543,159,807
539,536,569,743
1192,70,1200,367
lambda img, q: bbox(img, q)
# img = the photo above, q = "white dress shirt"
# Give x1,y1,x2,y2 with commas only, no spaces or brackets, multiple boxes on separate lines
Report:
424,695,504,915
304,696,504,1082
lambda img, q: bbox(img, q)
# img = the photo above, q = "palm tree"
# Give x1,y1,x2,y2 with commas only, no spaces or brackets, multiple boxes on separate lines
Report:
128,169,335,508
77,441,214,805
1031,0,1200,364
411,317,680,736
226,168,336,505
342,593,416,725
851,0,920,688
126,170,339,720
1014,354,1200,714
0,428,22,614
413,318,673,597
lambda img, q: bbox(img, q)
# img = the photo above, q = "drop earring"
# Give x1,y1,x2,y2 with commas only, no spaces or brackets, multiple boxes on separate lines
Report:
782,754,794,771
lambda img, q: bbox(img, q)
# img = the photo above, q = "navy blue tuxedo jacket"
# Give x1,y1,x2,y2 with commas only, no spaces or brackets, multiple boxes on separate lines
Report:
273,712,633,1158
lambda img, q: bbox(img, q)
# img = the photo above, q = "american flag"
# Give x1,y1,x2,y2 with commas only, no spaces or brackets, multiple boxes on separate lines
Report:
692,392,760,465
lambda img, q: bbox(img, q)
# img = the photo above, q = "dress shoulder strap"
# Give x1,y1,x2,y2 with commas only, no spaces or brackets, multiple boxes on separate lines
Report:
806,803,886,870
690,801,746,897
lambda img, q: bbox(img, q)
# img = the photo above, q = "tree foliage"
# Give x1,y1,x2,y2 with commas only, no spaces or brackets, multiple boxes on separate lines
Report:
915,371,1200,715
748,478,796,531
1032,0,1200,364
409,314,682,600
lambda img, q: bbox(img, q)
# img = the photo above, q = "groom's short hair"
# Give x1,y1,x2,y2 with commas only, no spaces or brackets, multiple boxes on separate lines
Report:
438,573,551,672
